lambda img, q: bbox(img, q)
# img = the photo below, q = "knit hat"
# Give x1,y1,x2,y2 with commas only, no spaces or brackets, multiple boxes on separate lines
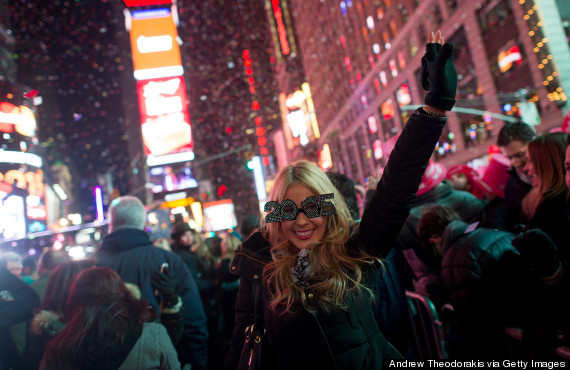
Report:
170,222,193,240
481,153,510,199
417,161,447,196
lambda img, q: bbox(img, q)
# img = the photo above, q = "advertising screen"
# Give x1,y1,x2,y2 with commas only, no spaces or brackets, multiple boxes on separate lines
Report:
0,193,26,239
498,44,522,73
149,164,198,194
129,8,183,80
137,76,193,158
202,199,238,232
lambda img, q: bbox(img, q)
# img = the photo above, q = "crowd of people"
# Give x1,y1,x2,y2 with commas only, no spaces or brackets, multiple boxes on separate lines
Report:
1,30,570,369
0,197,261,370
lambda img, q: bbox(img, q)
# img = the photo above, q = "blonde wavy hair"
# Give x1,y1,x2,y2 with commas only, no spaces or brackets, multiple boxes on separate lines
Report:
262,161,381,314
522,132,570,219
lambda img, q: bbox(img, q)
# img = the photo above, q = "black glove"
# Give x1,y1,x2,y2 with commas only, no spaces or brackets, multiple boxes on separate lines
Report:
420,42,457,111
151,267,178,305
512,228,560,278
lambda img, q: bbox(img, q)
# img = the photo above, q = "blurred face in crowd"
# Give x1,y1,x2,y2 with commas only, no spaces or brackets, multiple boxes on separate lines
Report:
565,146,570,189
501,140,532,183
7,259,23,277
523,150,540,188
280,184,326,250
448,173,470,192
179,231,194,247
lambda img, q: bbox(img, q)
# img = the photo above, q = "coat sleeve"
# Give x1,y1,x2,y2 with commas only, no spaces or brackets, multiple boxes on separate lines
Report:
224,262,255,370
156,323,182,370
171,256,209,370
358,108,446,258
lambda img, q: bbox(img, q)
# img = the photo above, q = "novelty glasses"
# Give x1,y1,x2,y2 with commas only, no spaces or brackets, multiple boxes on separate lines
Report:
264,193,336,223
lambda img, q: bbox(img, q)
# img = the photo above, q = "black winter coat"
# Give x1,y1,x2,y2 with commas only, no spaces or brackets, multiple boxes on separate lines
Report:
95,228,208,370
0,266,40,370
525,194,570,269
397,181,487,299
439,220,540,328
504,168,532,232
225,108,446,370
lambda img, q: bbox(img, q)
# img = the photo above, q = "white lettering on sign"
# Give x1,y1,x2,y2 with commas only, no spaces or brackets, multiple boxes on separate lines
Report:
137,35,173,53
143,78,181,97
145,96,183,116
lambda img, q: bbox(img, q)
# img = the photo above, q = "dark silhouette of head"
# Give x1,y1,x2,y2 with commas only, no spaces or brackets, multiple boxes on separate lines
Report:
41,259,99,316
326,172,360,221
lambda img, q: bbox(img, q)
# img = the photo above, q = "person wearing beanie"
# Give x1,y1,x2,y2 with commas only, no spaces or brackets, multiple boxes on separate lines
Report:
170,222,217,337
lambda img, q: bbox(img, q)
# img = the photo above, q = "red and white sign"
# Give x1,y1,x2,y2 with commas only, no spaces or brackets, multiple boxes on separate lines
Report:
137,76,193,157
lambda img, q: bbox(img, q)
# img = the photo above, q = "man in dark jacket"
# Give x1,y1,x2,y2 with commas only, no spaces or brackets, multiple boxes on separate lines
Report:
94,196,208,370
497,122,536,232
0,263,40,370
417,205,562,359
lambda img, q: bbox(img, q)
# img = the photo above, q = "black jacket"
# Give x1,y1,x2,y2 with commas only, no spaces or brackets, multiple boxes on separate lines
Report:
0,266,40,370
225,108,445,369
504,168,532,232
397,181,487,298
94,228,208,370
525,194,570,269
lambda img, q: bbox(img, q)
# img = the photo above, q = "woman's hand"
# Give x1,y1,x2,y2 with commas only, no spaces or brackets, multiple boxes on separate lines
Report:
421,30,457,112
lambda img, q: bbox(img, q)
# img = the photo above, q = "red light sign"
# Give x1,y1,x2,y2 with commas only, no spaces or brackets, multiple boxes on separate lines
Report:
124,0,172,7
271,0,291,55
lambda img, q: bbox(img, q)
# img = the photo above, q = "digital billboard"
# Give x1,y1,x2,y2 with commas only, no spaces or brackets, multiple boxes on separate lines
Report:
129,8,183,81
125,4,194,167
149,164,198,194
137,76,192,157
202,199,238,232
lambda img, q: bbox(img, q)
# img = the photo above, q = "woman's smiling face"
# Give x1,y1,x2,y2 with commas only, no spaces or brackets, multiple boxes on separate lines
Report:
280,184,327,250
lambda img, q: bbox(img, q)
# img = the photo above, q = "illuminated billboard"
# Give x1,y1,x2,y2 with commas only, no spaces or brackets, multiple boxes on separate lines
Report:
0,102,37,137
279,83,320,150
202,199,238,232
137,76,192,158
129,8,183,81
125,4,194,166
149,164,198,194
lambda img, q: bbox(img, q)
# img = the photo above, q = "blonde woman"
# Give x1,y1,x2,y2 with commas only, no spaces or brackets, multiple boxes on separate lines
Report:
225,31,456,370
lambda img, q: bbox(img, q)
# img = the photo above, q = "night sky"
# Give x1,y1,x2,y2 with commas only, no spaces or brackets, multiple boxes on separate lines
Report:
8,0,281,224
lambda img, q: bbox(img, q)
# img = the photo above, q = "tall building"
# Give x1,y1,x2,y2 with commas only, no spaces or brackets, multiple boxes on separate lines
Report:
281,0,569,182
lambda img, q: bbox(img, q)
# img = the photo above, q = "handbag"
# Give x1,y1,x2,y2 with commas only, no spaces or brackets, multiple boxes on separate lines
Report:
238,282,265,370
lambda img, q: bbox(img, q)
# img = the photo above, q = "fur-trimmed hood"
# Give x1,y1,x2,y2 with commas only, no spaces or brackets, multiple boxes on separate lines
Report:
30,310,65,337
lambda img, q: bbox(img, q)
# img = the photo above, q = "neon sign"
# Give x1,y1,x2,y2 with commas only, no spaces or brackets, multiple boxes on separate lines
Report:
271,0,291,55
123,0,172,7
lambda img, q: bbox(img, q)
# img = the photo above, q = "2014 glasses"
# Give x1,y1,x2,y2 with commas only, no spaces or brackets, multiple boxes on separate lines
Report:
264,193,336,223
